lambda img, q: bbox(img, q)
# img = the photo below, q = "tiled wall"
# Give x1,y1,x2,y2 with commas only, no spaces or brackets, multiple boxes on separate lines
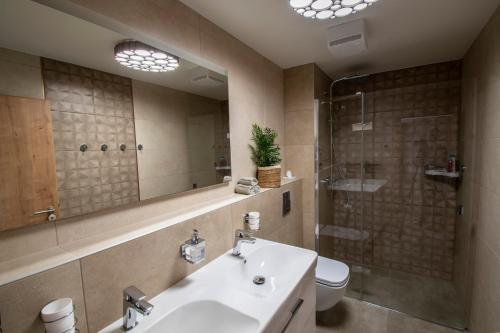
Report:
284,64,315,250
0,47,44,99
43,58,139,219
284,64,331,250
0,180,302,333
460,6,500,332
323,61,461,280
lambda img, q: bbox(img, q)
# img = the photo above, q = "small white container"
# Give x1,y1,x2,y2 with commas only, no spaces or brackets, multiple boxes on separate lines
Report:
41,298,73,322
41,298,75,333
247,211,260,231
44,314,75,333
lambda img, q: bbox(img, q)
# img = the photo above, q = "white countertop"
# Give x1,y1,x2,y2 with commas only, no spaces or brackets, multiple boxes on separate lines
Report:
99,238,317,333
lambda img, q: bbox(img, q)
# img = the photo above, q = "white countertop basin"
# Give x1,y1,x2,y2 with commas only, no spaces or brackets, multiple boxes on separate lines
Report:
147,300,259,333
228,243,316,298
99,239,317,333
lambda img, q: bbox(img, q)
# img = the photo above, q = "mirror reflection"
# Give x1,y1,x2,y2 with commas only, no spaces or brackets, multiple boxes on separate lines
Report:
0,0,230,226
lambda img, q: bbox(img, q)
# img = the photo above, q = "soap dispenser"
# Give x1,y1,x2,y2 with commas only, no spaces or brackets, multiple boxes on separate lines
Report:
181,229,206,264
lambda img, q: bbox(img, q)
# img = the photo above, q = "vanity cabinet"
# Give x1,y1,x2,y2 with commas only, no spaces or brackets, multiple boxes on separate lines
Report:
264,264,317,333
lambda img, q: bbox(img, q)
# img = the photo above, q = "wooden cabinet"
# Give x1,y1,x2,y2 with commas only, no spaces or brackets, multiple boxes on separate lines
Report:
0,96,59,231
263,264,317,333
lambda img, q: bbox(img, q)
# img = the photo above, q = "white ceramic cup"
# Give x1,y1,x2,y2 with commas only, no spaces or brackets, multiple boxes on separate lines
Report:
286,170,293,178
247,211,260,230
41,298,73,323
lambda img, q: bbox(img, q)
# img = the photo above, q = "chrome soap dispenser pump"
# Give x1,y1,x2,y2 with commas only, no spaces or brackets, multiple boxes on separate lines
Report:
181,229,206,264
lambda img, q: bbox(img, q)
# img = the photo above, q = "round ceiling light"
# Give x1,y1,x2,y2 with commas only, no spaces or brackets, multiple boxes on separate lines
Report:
289,0,379,20
114,40,179,72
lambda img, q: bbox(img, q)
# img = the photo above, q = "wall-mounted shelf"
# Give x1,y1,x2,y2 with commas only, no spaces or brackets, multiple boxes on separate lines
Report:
424,169,460,178
215,166,231,171
327,178,388,193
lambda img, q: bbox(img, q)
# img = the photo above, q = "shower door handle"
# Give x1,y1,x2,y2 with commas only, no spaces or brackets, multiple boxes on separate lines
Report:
320,177,331,185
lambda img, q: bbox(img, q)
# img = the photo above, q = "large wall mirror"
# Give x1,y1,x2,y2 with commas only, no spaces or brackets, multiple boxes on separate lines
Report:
0,0,230,230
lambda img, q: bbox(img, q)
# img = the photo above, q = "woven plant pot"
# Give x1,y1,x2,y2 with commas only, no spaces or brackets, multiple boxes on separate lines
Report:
257,165,281,188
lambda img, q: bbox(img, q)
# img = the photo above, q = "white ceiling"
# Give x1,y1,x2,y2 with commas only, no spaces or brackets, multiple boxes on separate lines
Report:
0,0,228,100
180,0,500,78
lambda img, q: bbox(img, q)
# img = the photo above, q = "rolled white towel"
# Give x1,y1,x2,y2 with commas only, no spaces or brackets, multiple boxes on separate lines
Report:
235,184,260,195
237,177,258,186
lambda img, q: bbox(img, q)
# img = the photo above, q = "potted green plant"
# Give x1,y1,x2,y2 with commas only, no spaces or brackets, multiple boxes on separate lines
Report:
249,123,282,188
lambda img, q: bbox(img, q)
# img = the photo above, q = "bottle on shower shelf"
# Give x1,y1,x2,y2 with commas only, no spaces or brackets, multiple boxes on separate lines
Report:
447,153,456,172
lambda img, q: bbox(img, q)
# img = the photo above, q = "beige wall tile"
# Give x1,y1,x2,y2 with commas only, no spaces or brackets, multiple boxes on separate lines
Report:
284,64,315,112
460,5,500,331
80,206,232,332
302,211,316,250
0,47,41,67
0,222,58,262
230,181,303,247
285,145,315,180
285,110,315,146
284,64,324,250
0,261,88,333
0,47,43,99
230,144,257,181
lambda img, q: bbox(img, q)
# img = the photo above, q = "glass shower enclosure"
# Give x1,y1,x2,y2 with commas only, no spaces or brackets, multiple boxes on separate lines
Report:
314,77,466,329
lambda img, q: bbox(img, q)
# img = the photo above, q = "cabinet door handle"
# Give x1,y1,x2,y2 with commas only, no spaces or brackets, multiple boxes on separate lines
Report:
33,207,55,215
281,298,304,332
33,207,57,221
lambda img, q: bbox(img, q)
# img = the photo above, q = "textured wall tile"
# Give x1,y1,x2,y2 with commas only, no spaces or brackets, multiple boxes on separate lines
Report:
0,261,88,333
80,206,232,332
42,58,139,219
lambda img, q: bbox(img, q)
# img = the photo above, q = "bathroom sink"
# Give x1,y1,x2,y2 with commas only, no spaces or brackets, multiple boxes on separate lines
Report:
229,244,315,297
99,239,316,333
147,301,259,333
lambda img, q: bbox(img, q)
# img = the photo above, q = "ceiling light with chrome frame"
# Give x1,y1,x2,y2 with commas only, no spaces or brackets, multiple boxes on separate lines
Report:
114,40,179,72
289,0,379,20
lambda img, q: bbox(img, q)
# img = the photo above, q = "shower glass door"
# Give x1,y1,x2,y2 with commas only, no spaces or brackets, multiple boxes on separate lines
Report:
315,75,466,330
316,91,368,300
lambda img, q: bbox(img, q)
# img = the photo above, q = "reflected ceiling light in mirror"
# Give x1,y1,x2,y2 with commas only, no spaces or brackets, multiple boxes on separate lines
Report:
114,40,179,72
289,0,378,20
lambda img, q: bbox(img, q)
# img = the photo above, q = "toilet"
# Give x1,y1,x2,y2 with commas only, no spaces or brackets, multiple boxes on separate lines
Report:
315,256,350,311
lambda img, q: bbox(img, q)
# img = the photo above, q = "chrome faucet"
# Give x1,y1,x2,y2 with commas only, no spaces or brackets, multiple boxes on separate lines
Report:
232,229,256,257
123,286,154,331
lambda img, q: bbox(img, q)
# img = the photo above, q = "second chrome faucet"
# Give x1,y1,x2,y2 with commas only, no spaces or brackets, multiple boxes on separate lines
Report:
232,229,256,257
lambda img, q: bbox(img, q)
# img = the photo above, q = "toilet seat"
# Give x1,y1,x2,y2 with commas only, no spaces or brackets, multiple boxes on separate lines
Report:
316,256,349,288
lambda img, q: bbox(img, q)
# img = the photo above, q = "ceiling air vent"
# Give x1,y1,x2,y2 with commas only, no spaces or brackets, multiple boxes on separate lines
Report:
190,67,226,87
327,19,367,57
